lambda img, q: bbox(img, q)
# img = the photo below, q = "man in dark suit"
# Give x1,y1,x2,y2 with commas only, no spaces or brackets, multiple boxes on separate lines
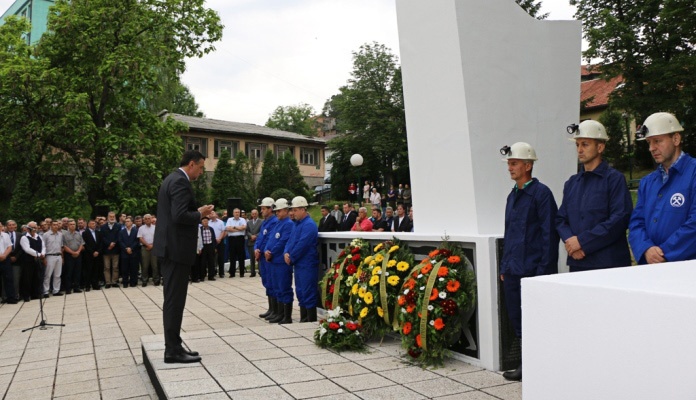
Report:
154,150,214,364
245,209,262,277
338,202,357,231
82,220,103,291
392,204,413,232
318,205,338,232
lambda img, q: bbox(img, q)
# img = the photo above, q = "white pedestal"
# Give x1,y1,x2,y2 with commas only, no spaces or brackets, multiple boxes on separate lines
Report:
523,262,696,400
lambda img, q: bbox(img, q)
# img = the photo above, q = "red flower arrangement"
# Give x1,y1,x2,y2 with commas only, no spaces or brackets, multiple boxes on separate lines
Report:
320,238,371,311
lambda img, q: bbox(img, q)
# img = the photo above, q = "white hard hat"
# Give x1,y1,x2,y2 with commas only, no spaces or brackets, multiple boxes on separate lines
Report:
259,197,275,208
567,120,609,141
636,112,684,140
500,142,538,161
290,196,308,208
274,198,290,210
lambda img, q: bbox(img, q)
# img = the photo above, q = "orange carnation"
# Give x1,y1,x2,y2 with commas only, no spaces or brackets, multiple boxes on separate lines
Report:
433,318,445,331
429,288,439,301
416,334,422,347
402,322,412,335
398,295,406,306
448,255,461,264
421,263,433,274
406,304,416,313
446,280,461,292
437,267,449,277
429,249,440,258
404,279,416,290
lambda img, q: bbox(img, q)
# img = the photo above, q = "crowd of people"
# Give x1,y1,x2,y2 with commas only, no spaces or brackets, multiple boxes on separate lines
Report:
347,181,412,212
498,112,693,382
317,202,413,233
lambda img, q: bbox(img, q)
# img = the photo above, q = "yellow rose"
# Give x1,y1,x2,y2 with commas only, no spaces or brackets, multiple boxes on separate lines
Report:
364,256,373,264
369,260,377,266
375,254,384,263
387,259,397,268
372,267,382,276
387,275,400,286
396,261,410,272
358,287,367,298
373,244,384,252
351,283,359,295
377,307,384,317
369,275,380,286
389,245,400,253
364,292,374,304
360,307,369,318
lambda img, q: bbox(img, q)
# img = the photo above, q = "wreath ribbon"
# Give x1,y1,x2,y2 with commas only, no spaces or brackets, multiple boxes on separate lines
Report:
321,256,348,308
419,260,444,352
332,257,350,308
378,250,391,325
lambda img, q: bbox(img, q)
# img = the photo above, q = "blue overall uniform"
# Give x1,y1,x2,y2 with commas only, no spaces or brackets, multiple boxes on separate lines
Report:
284,215,319,308
629,152,696,264
556,160,633,271
264,217,295,304
254,215,278,297
501,178,559,337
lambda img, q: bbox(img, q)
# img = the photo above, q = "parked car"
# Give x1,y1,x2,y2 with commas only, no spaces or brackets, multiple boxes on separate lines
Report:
314,184,332,203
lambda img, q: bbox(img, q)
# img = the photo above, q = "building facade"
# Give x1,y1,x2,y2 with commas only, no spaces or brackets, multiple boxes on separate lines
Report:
0,0,54,45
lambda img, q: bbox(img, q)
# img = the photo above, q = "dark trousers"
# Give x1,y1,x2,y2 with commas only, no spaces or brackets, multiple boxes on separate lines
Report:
246,244,256,273
83,254,102,288
215,241,225,277
1,259,16,300
161,258,190,352
63,255,82,291
503,274,523,338
228,236,245,276
192,255,204,281
200,243,216,279
120,255,139,286
19,259,41,299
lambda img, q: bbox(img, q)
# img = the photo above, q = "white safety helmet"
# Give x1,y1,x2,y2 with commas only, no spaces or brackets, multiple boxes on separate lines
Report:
274,198,290,210
636,112,684,140
259,197,275,208
290,196,308,208
566,120,609,141
500,142,538,161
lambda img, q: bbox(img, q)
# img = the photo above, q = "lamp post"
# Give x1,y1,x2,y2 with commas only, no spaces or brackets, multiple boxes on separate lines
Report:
350,154,363,206
622,112,633,182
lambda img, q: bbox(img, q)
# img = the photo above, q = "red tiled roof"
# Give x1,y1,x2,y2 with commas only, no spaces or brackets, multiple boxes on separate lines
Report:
581,75,623,110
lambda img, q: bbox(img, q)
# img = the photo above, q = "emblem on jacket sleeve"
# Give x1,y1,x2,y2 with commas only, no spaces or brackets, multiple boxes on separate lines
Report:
263,229,268,235
670,193,685,207
275,232,280,239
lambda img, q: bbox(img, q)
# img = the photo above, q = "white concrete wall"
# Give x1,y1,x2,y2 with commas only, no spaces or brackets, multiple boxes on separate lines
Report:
523,262,696,399
396,0,580,236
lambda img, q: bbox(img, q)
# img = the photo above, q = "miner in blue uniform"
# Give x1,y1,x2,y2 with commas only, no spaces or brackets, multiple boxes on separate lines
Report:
556,120,632,272
255,198,278,320
500,142,559,382
263,198,295,324
629,112,696,264
284,196,319,323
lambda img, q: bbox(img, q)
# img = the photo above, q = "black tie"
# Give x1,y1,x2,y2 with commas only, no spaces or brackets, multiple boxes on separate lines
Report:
10,233,14,250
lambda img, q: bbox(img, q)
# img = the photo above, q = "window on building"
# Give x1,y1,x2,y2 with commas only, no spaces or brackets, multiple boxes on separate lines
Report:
182,136,208,157
300,147,320,166
214,140,238,159
246,142,267,161
275,145,294,159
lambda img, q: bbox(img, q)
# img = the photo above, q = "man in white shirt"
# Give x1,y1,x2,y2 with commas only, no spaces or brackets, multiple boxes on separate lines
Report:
0,221,18,304
225,208,247,277
19,222,45,301
137,214,158,287
208,212,226,278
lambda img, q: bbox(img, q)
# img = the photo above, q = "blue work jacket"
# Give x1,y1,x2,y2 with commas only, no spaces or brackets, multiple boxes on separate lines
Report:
263,217,294,263
556,160,632,269
254,215,278,253
284,215,318,266
628,152,696,264
501,178,559,276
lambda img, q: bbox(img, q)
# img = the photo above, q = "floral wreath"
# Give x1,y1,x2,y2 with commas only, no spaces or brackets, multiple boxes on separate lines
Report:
348,238,415,339
314,307,366,352
397,243,476,367
320,238,371,311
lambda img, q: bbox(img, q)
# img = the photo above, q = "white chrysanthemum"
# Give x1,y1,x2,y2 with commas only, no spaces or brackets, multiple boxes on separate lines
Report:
339,321,344,326
439,277,445,282
337,329,344,333
404,289,410,295
439,292,447,299
401,307,407,313
417,274,423,279
427,305,434,311
327,307,342,319
429,320,435,326
420,286,425,291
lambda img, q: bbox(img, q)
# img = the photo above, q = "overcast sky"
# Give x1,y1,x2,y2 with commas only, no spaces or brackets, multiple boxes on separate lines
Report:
0,0,578,125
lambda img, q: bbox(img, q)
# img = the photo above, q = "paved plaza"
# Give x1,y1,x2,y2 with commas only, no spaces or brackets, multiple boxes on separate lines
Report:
0,277,521,399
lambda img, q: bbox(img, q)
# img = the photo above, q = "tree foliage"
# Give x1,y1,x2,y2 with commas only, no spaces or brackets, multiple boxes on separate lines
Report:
265,103,317,136
257,150,280,198
258,150,310,200
0,0,222,219
515,0,548,20
211,149,235,208
324,42,408,198
229,152,259,212
572,0,695,165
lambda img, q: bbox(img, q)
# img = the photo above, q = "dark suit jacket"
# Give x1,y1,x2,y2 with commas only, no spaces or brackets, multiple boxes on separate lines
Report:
118,227,140,258
318,215,338,232
82,229,103,257
245,218,262,247
339,210,357,232
100,223,122,255
393,216,413,232
154,168,201,266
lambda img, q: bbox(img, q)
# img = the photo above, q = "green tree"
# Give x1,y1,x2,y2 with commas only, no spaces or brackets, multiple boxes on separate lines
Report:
192,166,210,206
257,150,281,198
265,103,316,136
230,152,259,212
211,149,235,207
599,108,630,170
515,0,548,19
0,0,223,216
324,42,408,196
277,152,310,199
571,0,696,166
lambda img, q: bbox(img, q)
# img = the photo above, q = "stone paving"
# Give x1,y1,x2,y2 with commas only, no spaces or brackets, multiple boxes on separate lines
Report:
0,277,521,399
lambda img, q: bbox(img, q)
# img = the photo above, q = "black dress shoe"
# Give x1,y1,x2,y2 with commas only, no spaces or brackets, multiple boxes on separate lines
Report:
503,364,522,381
164,351,201,364
74,288,83,293
43,294,49,299
6,299,18,304
154,281,160,286
53,292,64,296
249,273,256,277
23,297,30,302
181,348,199,357
208,277,216,281
85,287,91,292
105,284,111,289
65,290,72,295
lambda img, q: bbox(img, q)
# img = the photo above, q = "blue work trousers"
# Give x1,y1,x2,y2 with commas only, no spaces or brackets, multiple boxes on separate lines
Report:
503,274,522,338
294,263,319,308
271,262,293,304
